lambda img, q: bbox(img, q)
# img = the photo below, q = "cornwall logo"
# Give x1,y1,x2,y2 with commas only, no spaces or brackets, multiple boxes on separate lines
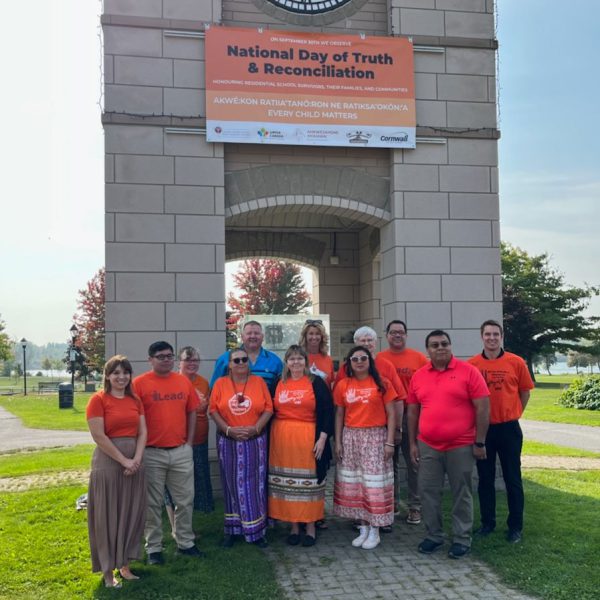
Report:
257,127,270,138
347,131,371,145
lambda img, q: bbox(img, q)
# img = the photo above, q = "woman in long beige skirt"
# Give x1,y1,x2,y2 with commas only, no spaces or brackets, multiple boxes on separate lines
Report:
86,355,147,588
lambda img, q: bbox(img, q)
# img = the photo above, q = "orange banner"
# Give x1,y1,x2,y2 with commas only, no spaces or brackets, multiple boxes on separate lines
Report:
205,26,415,148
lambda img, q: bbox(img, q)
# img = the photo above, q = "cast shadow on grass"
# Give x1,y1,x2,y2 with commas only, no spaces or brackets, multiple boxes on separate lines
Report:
473,470,600,600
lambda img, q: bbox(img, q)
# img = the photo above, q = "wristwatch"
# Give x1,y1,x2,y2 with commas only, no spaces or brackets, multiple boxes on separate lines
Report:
474,442,485,448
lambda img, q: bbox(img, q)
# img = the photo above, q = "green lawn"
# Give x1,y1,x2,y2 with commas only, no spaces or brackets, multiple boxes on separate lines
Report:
474,469,600,600
0,445,94,477
0,393,90,431
526,374,600,426
522,440,600,458
0,487,283,600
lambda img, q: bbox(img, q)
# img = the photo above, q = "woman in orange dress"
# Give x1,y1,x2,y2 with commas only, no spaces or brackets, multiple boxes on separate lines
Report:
209,348,273,548
333,346,396,551
86,355,147,588
299,319,335,387
268,345,334,546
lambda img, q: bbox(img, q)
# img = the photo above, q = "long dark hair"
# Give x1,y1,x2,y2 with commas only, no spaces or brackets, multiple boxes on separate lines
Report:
344,345,386,393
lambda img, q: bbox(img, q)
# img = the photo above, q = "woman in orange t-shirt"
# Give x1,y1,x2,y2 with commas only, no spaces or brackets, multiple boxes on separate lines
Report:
333,346,396,551
268,345,334,547
299,319,335,387
86,355,147,588
209,348,273,548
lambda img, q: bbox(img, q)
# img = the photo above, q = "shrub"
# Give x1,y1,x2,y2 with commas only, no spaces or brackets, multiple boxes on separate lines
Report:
559,376,600,410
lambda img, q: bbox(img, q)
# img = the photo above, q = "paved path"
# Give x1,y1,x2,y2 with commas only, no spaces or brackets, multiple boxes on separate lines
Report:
0,405,92,453
521,419,600,452
271,487,534,600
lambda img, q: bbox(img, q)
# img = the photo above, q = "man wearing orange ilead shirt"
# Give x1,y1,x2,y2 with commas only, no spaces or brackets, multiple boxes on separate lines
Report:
379,319,428,525
468,320,534,544
133,341,202,565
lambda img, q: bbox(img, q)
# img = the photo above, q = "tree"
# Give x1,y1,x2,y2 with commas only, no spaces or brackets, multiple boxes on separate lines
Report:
73,268,105,373
501,243,599,378
0,315,13,362
567,350,591,374
41,357,53,376
227,260,311,317
534,352,557,376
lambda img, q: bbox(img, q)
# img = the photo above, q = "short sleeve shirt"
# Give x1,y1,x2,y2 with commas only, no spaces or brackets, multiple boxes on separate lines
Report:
86,391,144,438
274,376,316,422
334,376,396,428
378,348,429,392
307,353,335,387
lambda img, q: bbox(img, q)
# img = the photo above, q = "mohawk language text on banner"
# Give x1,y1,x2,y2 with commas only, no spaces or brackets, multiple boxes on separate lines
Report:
205,27,415,149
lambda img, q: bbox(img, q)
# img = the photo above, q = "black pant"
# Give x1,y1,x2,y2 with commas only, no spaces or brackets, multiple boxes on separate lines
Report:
477,420,524,532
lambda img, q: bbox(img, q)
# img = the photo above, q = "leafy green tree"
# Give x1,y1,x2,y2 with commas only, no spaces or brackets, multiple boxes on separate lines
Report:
0,315,13,362
41,357,53,372
501,243,599,378
227,260,311,317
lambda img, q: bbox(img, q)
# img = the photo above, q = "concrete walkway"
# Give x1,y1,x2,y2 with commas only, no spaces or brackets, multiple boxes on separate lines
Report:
521,419,600,452
0,405,92,453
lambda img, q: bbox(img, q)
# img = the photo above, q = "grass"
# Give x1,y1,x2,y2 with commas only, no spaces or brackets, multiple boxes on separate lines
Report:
474,469,600,600
0,393,90,431
0,445,94,477
0,486,284,600
526,374,600,426
522,440,600,458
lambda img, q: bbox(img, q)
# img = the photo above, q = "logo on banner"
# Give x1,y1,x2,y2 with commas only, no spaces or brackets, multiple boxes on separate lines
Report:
258,127,270,138
347,131,371,145
381,132,409,143
214,126,222,134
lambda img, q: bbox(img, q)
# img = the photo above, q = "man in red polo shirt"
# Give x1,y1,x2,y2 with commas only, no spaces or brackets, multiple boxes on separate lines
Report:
407,330,489,559
468,320,534,544
379,319,429,525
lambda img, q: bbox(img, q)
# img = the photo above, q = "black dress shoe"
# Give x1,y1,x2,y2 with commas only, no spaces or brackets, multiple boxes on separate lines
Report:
147,552,164,565
506,530,522,543
448,543,471,559
287,533,301,546
302,534,316,547
475,524,495,536
178,545,205,557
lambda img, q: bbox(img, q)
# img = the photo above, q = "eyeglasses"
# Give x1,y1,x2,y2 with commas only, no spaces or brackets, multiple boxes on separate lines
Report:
153,353,174,361
305,319,323,325
387,331,406,337
428,341,450,349
232,356,249,364
350,355,369,363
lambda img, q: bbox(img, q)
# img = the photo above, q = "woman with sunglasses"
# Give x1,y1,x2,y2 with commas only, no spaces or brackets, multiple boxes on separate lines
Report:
298,319,335,387
86,355,146,588
333,346,396,550
209,347,273,548
268,345,334,547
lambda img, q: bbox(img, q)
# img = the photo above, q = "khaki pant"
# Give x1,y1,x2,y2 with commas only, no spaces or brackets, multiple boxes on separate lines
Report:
418,441,474,547
144,444,195,554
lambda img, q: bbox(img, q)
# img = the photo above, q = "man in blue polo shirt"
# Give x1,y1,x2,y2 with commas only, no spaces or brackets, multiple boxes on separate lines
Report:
210,320,283,396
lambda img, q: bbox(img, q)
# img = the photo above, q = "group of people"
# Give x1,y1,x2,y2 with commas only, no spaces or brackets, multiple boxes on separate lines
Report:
86,317,533,587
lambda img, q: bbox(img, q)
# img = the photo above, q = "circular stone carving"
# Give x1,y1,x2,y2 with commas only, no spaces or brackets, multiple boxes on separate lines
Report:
252,0,371,25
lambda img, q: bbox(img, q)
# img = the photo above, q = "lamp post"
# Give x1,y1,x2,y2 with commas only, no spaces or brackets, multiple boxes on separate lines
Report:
20,338,27,396
69,324,78,389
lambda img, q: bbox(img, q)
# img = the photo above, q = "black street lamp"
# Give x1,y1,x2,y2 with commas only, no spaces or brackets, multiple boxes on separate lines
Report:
69,324,79,389
20,338,28,396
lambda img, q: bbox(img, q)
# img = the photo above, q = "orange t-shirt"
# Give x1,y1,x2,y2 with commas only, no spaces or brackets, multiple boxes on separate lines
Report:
86,390,144,438
334,354,407,400
190,375,210,445
307,353,335,387
333,376,396,428
468,351,534,424
274,376,316,422
209,375,273,427
133,371,199,447
378,348,429,392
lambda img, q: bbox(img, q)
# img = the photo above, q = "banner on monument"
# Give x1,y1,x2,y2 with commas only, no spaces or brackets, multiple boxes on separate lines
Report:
205,26,415,149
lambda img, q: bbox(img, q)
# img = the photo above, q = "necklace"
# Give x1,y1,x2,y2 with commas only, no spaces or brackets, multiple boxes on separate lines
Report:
230,375,249,404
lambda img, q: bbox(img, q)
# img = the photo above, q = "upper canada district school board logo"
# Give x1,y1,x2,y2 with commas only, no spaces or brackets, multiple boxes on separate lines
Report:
266,0,353,14
228,394,252,416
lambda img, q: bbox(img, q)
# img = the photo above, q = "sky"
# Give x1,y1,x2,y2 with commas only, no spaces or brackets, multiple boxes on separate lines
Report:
1,0,598,345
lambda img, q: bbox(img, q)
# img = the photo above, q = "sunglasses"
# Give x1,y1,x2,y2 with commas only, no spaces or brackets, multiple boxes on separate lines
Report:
153,353,174,361
232,356,249,364
305,319,323,325
428,341,450,349
350,355,369,363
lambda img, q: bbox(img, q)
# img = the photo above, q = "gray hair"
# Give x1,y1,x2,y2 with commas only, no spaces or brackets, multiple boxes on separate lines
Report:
353,326,377,343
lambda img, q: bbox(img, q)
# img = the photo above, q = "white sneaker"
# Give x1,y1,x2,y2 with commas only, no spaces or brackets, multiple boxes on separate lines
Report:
361,526,380,550
352,525,369,547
